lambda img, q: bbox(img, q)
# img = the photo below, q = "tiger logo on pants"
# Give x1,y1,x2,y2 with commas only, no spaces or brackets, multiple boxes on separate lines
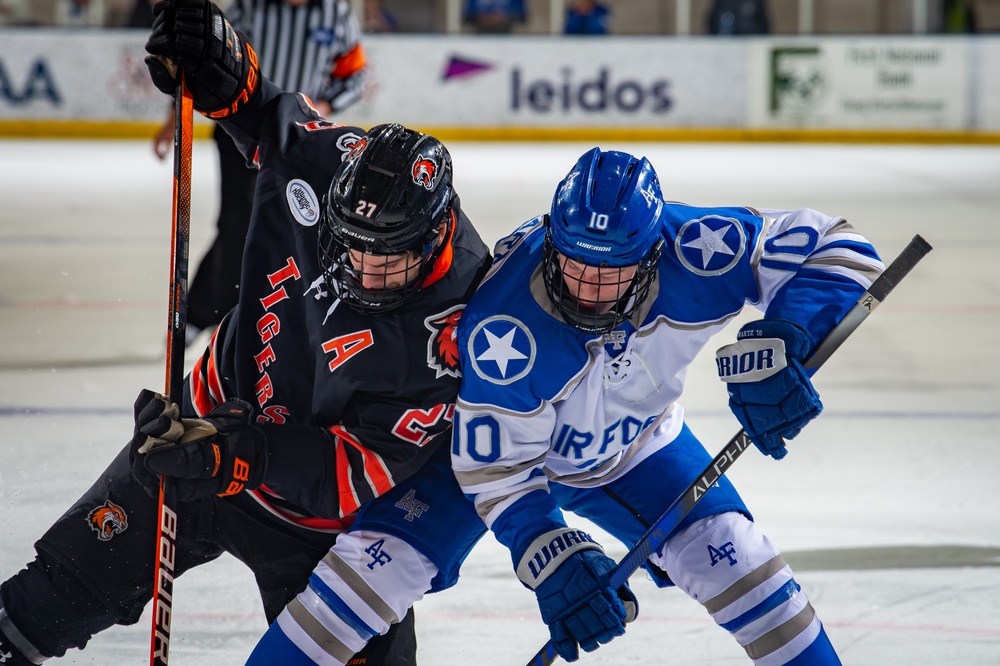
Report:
86,500,128,541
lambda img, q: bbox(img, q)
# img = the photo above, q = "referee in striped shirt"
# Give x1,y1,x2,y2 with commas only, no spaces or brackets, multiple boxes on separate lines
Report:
228,0,366,117
154,0,368,345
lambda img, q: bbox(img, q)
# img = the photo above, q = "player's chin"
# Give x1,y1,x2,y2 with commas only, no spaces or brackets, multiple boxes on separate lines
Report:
576,300,615,315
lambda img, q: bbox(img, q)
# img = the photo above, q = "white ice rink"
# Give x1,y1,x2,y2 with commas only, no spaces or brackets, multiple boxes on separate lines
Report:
1,138,998,664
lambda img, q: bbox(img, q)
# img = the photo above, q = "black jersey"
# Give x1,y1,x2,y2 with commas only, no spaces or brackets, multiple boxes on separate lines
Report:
184,80,491,532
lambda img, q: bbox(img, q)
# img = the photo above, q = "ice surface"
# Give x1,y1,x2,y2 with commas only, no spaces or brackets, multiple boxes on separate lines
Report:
1,139,997,664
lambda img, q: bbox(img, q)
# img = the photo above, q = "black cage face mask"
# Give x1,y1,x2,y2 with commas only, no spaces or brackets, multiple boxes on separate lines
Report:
317,207,451,315
316,124,456,314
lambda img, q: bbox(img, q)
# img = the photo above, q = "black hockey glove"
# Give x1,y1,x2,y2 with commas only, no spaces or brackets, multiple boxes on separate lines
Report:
128,389,267,501
128,389,180,496
144,0,260,118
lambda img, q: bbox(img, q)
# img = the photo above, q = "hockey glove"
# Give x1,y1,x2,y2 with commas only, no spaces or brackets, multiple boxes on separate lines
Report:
517,528,637,662
127,388,180,496
144,0,259,118
128,389,267,501
716,319,822,460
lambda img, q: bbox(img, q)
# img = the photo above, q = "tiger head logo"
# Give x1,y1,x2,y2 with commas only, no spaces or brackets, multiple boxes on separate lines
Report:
411,154,438,190
424,305,463,379
86,500,128,542
337,133,366,161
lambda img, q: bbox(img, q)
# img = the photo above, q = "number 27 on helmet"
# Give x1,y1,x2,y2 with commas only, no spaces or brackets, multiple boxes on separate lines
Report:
318,123,455,314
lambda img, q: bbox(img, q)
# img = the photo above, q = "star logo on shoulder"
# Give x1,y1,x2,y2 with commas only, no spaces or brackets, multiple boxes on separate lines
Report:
674,216,746,276
468,315,535,385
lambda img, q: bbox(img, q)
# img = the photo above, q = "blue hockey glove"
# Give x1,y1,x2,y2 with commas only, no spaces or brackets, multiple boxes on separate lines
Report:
516,528,638,662
128,389,267,501
716,319,822,460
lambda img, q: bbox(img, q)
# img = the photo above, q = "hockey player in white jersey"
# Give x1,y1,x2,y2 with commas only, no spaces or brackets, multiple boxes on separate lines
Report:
451,147,885,663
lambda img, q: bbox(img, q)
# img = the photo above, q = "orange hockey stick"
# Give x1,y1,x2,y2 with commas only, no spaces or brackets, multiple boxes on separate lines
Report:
150,74,193,666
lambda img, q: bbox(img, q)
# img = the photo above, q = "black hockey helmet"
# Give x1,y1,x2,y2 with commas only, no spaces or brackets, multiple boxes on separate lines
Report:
318,123,455,313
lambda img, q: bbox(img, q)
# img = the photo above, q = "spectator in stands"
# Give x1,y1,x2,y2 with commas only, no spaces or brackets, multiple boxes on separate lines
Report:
942,0,977,32
707,0,770,35
0,0,30,25
463,0,525,34
57,0,106,25
3,0,133,24
364,0,397,32
565,0,610,35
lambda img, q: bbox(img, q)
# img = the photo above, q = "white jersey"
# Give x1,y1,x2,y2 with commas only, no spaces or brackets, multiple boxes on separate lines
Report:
452,203,883,550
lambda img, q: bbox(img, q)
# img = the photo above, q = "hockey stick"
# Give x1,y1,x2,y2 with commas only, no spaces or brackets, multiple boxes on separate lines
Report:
526,234,933,666
149,75,193,666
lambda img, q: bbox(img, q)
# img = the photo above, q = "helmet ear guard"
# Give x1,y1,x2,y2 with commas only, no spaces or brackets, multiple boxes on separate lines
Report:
317,124,455,314
543,148,665,333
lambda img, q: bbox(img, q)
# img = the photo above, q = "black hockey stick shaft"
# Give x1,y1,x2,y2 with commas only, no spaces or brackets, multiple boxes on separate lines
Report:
149,77,193,666
527,234,933,666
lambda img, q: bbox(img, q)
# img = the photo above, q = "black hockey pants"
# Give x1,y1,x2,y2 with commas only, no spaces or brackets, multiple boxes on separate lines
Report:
0,443,416,663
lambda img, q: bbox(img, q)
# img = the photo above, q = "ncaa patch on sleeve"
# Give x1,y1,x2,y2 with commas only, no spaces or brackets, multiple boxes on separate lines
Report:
286,179,320,227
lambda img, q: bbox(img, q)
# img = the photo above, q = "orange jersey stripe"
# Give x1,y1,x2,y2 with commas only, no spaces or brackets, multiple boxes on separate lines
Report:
331,43,366,79
189,352,215,416
205,325,224,404
333,433,361,517
330,425,395,497
247,487,356,533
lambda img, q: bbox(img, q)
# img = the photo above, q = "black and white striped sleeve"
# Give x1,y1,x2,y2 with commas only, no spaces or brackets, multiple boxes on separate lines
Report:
225,0,366,112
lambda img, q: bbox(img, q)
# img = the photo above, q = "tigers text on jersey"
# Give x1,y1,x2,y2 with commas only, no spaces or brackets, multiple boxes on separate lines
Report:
451,205,882,546
184,79,490,531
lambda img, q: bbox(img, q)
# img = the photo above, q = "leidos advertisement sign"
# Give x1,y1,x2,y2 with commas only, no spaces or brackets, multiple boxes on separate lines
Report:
1,30,994,134
0,30,169,120
357,37,745,127
748,39,967,129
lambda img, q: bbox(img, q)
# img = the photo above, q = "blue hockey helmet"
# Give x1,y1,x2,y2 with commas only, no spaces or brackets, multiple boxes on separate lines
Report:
543,148,664,333
548,147,663,267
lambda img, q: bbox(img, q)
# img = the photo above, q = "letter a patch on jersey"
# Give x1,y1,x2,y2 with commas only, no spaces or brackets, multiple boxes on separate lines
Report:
322,330,374,372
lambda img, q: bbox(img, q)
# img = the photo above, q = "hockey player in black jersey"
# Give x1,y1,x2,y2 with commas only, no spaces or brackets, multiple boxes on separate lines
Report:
0,1,490,663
